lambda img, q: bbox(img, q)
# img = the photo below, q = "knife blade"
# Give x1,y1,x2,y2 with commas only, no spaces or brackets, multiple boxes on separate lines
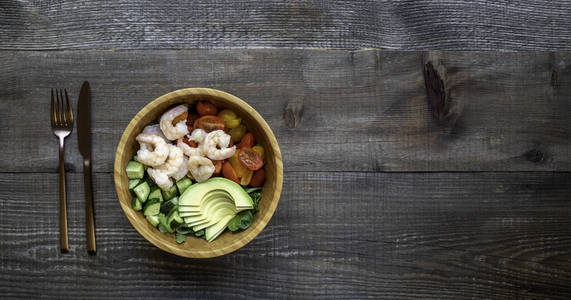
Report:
77,82,91,158
77,81,97,254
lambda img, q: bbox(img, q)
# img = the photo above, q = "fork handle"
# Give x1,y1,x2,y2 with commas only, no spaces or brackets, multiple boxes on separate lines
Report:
58,137,69,253
83,159,96,255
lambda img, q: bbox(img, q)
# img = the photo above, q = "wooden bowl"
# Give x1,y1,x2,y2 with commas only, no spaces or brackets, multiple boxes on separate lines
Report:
114,88,283,258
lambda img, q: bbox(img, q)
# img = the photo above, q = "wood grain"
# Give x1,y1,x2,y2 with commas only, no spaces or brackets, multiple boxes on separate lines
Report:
113,88,283,258
0,172,569,298
0,0,570,50
0,50,569,173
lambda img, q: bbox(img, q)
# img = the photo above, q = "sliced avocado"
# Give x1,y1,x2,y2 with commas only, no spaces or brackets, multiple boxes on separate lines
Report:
184,200,237,227
205,214,236,242
179,177,253,210
192,207,236,232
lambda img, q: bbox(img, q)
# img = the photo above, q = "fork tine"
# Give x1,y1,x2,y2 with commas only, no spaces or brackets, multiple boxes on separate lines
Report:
64,88,73,124
60,89,66,123
55,89,60,125
51,89,56,127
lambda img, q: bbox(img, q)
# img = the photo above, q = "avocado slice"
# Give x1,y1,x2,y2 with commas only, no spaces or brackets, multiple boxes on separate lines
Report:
179,177,253,210
192,207,236,232
182,199,236,223
205,214,236,242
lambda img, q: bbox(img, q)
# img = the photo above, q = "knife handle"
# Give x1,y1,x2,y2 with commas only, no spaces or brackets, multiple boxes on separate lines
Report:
83,159,96,255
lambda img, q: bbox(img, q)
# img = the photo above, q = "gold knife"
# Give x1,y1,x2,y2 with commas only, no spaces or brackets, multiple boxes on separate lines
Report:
77,81,96,255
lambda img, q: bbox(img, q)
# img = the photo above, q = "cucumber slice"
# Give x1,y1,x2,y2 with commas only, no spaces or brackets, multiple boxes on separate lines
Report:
176,178,193,194
148,188,163,202
160,197,178,214
194,229,205,237
133,182,151,203
158,213,174,233
126,161,144,179
176,224,194,234
167,210,184,229
175,233,186,244
143,199,161,216
131,198,143,211
146,214,160,227
161,185,178,201
128,179,141,190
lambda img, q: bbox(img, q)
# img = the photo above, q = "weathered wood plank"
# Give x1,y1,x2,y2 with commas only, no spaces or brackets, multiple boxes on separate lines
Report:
0,0,570,50
1,50,570,172
0,172,569,298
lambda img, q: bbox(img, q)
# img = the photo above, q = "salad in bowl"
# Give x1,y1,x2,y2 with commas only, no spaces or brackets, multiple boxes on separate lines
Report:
114,88,282,258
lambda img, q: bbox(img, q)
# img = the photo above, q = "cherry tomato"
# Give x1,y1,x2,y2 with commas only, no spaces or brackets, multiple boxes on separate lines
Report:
237,132,255,149
252,145,264,160
240,169,253,186
197,101,218,116
197,115,225,132
186,112,200,132
239,148,264,171
213,160,222,176
218,109,237,121
222,161,240,184
250,169,265,187
182,137,198,148
229,124,246,142
229,150,247,178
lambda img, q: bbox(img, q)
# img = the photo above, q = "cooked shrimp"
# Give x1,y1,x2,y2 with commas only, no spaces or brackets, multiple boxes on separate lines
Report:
142,124,167,142
160,105,189,140
136,133,169,167
188,128,207,144
201,130,236,160
146,145,184,190
172,156,189,181
187,156,215,182
147,168,173,191
154,145,184,176
177,138,202,157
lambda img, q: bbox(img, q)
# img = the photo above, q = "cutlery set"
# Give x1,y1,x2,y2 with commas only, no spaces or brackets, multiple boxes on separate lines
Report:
50,81,96,254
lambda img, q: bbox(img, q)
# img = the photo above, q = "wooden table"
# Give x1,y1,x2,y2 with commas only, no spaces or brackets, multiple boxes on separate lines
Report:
1,1,570,299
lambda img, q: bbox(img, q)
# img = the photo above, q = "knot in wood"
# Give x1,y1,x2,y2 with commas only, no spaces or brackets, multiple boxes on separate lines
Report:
524,148,545,163
284,99,304,128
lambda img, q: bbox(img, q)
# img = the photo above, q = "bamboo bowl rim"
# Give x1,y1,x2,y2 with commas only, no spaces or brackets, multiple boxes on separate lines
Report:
114,88,283,258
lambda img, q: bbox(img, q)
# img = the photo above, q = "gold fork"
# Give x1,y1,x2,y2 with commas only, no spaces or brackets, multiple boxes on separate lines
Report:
50,89,74,253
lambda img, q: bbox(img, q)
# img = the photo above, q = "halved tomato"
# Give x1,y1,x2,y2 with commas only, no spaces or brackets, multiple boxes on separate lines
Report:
222,161,240,184
239,148,263,171
196,115,225,132
250,169,265,187
237,132,255,149
197,101,218,116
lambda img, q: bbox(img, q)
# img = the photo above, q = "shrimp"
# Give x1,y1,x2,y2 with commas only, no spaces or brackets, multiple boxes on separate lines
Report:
135,133,169,167
187,156,215,182
177,128,208,157
201,130,236,160
146,145,184,190
154,145,184,176
159,105,189,140
147,168,173,191
142,124,167,142
177,139,202,157
188,128,207,144
171,156,189,181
